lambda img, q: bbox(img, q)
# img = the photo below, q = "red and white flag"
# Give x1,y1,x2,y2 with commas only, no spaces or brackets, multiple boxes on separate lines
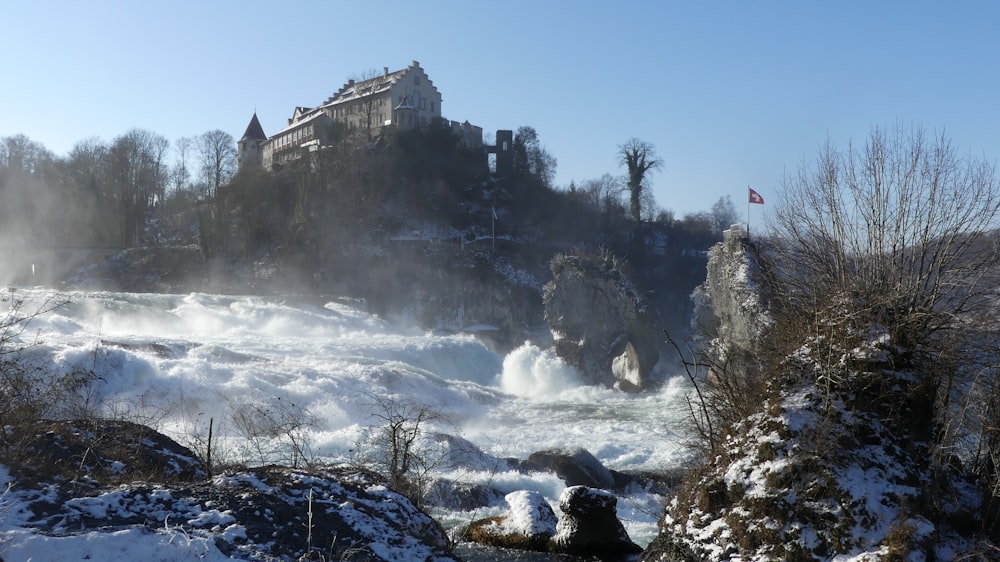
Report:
749,187,765,205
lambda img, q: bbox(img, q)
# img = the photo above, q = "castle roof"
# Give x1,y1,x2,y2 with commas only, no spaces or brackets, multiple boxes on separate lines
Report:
241,112,267,141
320,60,429,109
266,61,441,139
269,108,329,137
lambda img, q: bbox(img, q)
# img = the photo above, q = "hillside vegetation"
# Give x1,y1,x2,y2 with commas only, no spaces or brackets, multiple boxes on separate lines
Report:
649,126,1000,560
2,123,729,345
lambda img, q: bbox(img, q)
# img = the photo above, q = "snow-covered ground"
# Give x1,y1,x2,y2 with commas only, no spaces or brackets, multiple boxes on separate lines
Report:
1,289,693,559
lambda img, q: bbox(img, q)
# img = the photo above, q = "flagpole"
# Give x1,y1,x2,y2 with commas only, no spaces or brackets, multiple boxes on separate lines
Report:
747,185,751,240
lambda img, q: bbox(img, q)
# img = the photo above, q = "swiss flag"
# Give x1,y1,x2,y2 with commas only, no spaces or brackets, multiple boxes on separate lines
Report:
749,187,765,205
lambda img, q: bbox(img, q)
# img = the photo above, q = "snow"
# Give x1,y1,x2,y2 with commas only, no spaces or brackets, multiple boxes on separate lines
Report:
500,490,558,537
0,473,237,561
2,527,235,562
666,354,987,560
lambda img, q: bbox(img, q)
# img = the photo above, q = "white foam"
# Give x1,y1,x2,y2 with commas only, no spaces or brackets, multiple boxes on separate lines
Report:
498,341,584,398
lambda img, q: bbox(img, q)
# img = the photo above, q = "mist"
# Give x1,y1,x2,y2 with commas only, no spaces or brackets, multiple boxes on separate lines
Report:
1,120,725,354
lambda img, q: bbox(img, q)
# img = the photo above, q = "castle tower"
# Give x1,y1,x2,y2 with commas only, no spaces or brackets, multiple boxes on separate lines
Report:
237,112,267,171
494,129,514,177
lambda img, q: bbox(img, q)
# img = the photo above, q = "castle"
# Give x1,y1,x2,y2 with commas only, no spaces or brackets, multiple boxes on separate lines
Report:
238,61,490,171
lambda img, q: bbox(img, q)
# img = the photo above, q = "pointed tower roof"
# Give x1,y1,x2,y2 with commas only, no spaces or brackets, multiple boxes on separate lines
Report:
241,112,267,141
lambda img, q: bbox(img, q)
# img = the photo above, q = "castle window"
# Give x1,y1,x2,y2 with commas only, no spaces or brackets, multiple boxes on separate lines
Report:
415,75,420,85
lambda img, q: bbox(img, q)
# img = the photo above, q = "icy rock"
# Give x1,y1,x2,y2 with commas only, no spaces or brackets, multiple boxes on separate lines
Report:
552,485,642,556
463,490,557,552
504,491,559,538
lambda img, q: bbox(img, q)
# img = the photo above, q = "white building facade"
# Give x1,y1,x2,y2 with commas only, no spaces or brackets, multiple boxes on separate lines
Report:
254,61,461,169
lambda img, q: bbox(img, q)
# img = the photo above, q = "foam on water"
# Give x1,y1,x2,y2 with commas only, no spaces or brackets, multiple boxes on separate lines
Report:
9,288,693,547
498,341,584,398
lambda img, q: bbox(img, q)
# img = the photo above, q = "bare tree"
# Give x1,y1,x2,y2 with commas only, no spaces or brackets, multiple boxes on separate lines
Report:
197,130,237,197
618,138,663,223
0,134,53,175
350,68,389,137
107,129,169,246
0,135,59,246
358,394,449,506
0,296,86,456
580,173,626,216
770,125,1000,349
767,125,1000,502
654,208,675,225
709,195,739,234
66,138,116,245
171,136,195,193
228,395,315,469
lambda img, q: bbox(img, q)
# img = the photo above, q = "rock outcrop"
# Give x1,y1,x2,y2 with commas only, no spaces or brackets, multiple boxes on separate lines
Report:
689,233,773,380
0,419,457,562
553,486,643,556
525,447,616,489
543,252,661,391
464,490,558,551
362,249,545,353
644,235,993,561
68,245,208,293
644,346,986,561
465,486,641,557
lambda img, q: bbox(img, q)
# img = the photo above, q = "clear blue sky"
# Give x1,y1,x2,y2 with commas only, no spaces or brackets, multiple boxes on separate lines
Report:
3,1,999,220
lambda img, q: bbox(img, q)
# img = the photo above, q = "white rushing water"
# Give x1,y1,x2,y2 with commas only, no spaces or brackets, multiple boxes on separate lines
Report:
7,289,693,546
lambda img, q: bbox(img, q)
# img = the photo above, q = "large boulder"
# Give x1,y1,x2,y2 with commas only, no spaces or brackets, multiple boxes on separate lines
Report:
464,490,558,552
465,486,641,557
689,235,774,382
525,447,615,489
552,486,642,556
543,252,661,391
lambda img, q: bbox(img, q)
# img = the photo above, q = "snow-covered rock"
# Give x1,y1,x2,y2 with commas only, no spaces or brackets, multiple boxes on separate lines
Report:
0,419,457,562
463,490,557,552
644,238,992,561
464,485,642,556
552,485,643,556
690,236,773,384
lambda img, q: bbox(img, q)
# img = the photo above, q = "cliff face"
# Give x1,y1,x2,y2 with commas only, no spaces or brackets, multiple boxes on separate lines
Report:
543,253,661,391
363,250,546,352
689,235,773,376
